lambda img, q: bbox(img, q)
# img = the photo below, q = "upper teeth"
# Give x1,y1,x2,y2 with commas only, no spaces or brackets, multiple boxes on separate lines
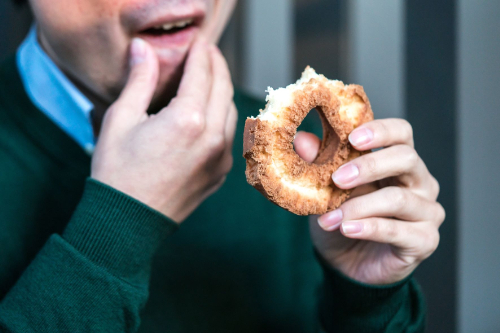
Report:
154,19,193,31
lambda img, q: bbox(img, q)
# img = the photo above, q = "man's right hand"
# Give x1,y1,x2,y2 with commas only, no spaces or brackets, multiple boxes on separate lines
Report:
91,38,237,223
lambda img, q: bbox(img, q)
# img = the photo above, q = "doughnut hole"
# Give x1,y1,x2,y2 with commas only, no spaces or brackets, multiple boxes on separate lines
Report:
294,107,340,166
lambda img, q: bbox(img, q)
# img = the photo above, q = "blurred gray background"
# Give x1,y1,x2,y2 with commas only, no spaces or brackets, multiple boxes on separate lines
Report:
2,0,499,332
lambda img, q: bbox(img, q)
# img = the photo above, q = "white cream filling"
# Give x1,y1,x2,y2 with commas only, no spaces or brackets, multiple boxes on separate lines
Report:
271,158,326,199
253,67,322,122
254,66,361,123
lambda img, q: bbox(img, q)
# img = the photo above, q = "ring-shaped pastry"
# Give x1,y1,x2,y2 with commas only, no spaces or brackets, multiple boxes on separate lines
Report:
243,67,374,215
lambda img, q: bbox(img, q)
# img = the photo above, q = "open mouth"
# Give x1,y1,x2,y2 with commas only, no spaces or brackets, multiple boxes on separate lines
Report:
139,18,198,37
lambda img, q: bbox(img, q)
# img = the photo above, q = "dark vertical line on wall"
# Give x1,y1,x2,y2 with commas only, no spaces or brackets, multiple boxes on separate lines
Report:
218,0,245,89
405,1,457,332
293,0,347,137
337,0,350,83
293,0,344,80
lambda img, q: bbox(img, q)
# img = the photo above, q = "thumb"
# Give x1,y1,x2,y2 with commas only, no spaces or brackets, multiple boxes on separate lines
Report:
294,131,321,163
109,38,159,124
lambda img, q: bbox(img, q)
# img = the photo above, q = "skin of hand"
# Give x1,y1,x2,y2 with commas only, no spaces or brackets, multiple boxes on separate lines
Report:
91,37,237,223
294,120,445,285
29,0,237,223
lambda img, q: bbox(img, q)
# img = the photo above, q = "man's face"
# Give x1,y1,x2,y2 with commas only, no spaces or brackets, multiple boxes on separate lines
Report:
29,0,234,108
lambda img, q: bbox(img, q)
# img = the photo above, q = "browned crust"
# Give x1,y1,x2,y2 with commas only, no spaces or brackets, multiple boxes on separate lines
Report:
243,78,374,215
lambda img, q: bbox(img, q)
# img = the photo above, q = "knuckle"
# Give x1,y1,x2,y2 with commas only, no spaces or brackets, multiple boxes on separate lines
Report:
217,175,228,188
384,221,399,242
208,175,227,194
362,155,378,177
423,229,440,258
389,187,408,212
214,175,227,189
222,155,234,174
206,134,226,153
226,82,235,100
219,84,234,102
401,119,414,142
228,104,238,127
376,120,391,139
431,176,441,198
365,219,378,237
176,113,205,137
400,145,419,169
215,66,232,90
431,230,441,253
435,202,446,225
182,99,205,114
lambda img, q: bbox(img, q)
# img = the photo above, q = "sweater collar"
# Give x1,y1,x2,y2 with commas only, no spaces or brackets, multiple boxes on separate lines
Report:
16,26,95,155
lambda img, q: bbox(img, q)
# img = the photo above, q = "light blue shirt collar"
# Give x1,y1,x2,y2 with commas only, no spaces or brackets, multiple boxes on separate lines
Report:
16,26,95,155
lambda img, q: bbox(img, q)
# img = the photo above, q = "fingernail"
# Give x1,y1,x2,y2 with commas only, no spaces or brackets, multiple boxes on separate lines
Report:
130,38,147,66
332,163,359,185
318,209,343,231
349,127,373,147
342,222,363,234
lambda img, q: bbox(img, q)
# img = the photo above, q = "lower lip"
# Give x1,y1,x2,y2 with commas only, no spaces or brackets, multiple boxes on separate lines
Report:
138,25,198,48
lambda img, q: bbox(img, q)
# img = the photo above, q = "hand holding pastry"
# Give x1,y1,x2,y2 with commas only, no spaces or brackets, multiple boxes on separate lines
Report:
295,119,445,284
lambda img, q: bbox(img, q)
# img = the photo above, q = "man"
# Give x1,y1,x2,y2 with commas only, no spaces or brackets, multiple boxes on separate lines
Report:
0,0,444,332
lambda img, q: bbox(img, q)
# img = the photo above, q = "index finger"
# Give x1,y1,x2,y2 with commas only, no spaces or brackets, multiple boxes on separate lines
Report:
348,118,414,150
167,38,212,113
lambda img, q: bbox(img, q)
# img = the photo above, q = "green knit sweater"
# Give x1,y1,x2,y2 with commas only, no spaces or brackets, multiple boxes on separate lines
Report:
0,56,425,333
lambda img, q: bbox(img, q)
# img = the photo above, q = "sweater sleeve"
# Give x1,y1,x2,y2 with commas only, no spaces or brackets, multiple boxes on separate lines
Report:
0,178,178,333
316,252,426,333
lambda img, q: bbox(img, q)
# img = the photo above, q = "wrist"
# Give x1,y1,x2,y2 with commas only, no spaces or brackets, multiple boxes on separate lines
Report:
63,178,179,283
314,244,415,285
89,172,184,223
315,250,425,332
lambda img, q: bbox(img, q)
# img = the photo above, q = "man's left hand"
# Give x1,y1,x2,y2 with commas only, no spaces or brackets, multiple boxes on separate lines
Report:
294,118,445,285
